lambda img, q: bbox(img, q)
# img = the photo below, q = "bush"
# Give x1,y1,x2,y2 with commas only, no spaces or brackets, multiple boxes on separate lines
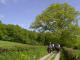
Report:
62,47,80,60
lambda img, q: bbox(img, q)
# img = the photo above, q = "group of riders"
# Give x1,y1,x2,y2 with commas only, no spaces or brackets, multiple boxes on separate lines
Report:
47,42,61,53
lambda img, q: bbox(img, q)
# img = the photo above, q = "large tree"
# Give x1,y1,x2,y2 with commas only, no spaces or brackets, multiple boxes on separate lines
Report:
31,3,80,46
31,3,79,32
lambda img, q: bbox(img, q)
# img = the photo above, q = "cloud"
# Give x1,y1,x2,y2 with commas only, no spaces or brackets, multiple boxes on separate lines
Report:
0,0,18,5
0,0,7,4
0,15,5,20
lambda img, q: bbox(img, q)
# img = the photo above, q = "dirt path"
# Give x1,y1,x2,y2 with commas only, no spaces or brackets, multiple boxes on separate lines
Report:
39,52,60,60
54,52,60,60
39,52,53,60
47,53,55,60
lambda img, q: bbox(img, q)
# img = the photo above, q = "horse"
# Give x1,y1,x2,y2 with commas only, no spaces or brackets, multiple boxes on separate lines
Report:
54,43,61,52
52,44,55,51
47,44,52,53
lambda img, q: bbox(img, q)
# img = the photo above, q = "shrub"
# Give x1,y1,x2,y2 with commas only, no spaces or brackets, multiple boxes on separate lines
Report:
63,47,80,60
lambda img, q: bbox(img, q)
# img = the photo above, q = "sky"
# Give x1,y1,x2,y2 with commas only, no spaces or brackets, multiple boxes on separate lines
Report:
0,0,80,29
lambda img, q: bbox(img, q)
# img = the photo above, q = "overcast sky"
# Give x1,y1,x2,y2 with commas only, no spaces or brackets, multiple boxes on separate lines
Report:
0,0,80,29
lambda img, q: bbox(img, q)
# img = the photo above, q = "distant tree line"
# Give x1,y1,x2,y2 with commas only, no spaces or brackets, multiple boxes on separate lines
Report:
0,21,61,45
0,21,37,45
0,21,80,48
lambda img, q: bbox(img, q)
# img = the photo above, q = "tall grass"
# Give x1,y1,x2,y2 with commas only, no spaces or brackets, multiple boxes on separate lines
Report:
0,47,47,60
60,50,67,60
0,41,48,60
61,47,80,60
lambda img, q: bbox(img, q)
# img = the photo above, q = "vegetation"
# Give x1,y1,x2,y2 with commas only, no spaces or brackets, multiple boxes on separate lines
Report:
0,41,47,60
0,47,47,60
31,3,80,47
61,47,80,60
0,22,39,45
0,3,80,60
0,3,80,47
60,53,67,60
31,3,79,32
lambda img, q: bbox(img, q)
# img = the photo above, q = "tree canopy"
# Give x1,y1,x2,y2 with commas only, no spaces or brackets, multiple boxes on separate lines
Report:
31,3,79,32
31,3,80,47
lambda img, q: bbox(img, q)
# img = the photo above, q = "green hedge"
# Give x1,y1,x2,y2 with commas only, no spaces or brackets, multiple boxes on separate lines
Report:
62,47,80,60
60,50,67,60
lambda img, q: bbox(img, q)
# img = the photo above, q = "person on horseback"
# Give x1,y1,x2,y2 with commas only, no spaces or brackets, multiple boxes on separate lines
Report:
54,43,61,52
52,43,55,51
47,42,52,53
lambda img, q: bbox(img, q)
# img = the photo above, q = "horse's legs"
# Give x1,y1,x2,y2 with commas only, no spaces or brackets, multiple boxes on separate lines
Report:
47,48,51,53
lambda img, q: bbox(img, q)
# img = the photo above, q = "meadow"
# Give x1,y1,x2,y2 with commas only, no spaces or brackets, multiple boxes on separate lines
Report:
0,41,48,60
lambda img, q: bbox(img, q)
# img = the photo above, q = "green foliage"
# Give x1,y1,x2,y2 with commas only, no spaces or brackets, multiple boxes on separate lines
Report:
0,22,39,45
60,50,67,60
31,3,79,32
62,47,80,60
31,3,80,47
0,47,47,60
0,41,47,60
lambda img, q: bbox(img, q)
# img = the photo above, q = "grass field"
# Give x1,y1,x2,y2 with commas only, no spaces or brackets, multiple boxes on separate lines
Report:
0,40,31,48
0,41,48,60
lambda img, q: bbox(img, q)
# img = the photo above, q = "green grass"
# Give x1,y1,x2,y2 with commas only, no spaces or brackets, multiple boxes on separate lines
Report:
0,41,48,60
60,50,67,60
74,50,80,60
75,50,80,55
0,47,48,60
0,40,31,48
